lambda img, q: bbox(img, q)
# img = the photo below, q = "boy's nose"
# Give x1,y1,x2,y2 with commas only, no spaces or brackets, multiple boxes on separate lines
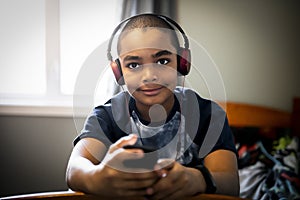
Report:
142,64,158,83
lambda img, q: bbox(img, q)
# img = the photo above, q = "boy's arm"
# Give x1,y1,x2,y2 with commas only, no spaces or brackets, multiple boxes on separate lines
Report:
65,137,107,193
150,149,239,199
65,136,159,197
204,149,240,196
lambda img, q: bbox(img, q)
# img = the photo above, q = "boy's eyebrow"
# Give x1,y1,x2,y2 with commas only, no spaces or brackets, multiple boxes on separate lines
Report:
123,50,173,61
152,50,173,58
123,55,141,61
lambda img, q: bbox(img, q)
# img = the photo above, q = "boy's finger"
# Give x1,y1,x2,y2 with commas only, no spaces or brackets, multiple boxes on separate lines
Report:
154,159,175,176
118,149,144,161
109,134,137,153
116,134,138,148
105,148,144,170
157,158,175,169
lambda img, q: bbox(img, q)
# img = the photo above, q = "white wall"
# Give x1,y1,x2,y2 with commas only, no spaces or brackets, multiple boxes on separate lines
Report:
178,0,300,112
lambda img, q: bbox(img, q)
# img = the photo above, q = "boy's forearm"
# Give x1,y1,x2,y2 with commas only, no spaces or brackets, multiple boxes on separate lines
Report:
187,168,239,196
66,157,99,194
212,171,240,196
186,167,207,195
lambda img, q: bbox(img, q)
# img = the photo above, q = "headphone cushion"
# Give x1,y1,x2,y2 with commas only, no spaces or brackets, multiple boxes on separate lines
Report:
111,59,125,85
178,48,191,75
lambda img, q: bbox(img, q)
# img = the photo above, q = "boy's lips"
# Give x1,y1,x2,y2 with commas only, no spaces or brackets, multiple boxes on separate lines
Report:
138,86,164,96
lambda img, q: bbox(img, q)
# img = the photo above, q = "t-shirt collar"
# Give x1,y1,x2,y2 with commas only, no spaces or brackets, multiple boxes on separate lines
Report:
128,94,181,125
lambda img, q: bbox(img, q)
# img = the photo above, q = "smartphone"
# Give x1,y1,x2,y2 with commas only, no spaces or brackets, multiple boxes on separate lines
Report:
123,144,158,169
123,144,156,152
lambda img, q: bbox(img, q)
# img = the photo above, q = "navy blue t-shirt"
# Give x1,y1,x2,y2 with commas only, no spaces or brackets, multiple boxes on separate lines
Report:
74,87,237,167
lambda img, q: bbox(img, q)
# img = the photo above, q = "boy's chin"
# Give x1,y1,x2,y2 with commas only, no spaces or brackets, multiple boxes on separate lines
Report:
135,94,174,106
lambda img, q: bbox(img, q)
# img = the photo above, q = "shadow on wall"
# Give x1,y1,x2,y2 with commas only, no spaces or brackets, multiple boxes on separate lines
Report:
0,116,82,197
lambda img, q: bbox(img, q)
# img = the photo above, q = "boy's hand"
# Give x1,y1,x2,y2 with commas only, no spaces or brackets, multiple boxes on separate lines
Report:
101,134,144,171
89,134,159,197
146,159,202,200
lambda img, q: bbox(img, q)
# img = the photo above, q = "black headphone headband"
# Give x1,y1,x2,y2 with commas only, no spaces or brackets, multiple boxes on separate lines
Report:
107,13,190,61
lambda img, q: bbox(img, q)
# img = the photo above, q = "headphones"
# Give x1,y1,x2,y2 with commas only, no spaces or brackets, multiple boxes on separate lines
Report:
107,13,191,85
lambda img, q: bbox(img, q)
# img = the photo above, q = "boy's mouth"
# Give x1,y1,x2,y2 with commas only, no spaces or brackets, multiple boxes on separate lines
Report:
138,86,164,96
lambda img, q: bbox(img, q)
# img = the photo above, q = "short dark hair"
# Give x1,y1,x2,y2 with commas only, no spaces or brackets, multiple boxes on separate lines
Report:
117,15,181,54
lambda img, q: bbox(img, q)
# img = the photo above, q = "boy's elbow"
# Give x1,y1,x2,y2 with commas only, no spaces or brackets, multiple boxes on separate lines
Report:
65,164,76,190
65,168,85,193
65,160,84,192
214,171,240,197
223,172,240,197
229,175,240,197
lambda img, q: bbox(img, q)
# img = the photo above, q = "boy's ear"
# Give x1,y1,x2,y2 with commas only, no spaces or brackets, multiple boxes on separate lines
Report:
110,59,125,85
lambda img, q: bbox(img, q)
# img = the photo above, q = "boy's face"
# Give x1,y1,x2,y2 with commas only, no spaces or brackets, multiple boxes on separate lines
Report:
118,28,178,110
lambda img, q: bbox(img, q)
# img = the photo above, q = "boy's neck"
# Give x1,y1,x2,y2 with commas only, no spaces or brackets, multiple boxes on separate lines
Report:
136,97,175,125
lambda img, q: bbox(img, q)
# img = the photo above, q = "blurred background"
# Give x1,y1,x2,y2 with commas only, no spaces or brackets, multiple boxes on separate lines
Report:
0,0,299,197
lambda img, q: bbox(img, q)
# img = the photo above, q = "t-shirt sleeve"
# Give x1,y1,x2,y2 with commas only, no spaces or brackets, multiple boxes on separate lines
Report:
208,102,237,156
196,99,237,158
73,107,113,148
211,116,237,155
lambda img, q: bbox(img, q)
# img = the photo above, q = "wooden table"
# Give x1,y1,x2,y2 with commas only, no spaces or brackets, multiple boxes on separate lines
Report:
2,191,249,200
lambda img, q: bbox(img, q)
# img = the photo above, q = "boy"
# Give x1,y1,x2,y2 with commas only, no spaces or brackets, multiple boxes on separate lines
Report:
66,14,239,199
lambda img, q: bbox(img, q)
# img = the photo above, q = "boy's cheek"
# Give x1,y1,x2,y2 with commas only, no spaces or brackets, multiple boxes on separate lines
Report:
123,76,139,89
124,80,141,95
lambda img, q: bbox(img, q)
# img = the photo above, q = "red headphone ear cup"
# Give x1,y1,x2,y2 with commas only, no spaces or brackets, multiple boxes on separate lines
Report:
178,48,191,76
110,59,125,85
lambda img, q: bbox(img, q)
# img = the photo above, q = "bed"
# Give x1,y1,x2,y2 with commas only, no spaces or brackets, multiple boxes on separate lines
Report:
219,98,300,200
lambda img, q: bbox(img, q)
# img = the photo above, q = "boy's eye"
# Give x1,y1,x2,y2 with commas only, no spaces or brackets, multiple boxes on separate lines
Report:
127,63,140,69
156,59,170,65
